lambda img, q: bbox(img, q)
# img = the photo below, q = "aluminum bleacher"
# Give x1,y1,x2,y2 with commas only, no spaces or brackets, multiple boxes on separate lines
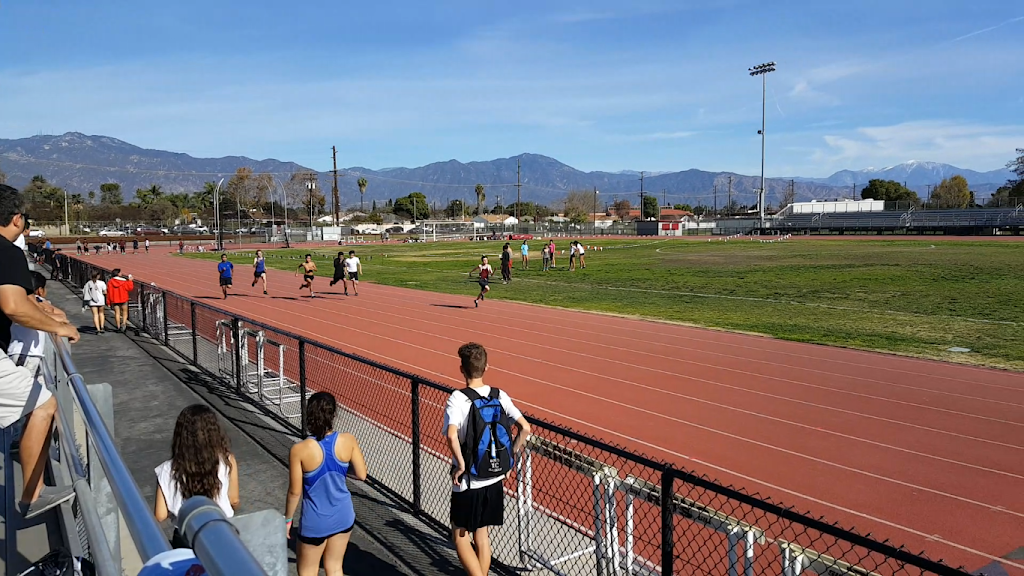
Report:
772,207,1024,234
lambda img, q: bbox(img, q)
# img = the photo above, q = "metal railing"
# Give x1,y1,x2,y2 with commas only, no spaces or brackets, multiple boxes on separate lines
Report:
39,294,266,574
63,256,979,576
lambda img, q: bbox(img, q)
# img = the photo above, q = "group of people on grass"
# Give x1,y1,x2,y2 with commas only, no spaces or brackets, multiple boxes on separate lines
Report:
473,238,591,307
216,249,363,300
156,342,528,576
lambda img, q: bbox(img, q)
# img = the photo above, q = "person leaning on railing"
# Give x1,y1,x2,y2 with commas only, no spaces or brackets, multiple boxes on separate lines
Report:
0,183,81,519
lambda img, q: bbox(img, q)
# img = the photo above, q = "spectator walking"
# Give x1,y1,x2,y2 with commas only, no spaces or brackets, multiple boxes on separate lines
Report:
119,239,126,254
83,271,107,334
444,343,530,576
145,238,150,254
107,268,134,333
132,237,139,254
285,392,367,576
75,239,83,256
178,239,184,254
154,404,240,548
0,184,81,519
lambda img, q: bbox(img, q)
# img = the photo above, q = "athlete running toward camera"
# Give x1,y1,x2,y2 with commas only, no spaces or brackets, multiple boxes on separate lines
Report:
470,256,493,308
329,252,345,288
343,250,362,296
251,249,268,294
217,254,234,299
296,254,318,298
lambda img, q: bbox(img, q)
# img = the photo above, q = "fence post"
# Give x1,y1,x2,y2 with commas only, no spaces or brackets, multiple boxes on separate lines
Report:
140,284,148,333
661,469,675,576
161,291,168,344
231,317,242,392
190,301,198,366
298,340,308,437
410,378,422,512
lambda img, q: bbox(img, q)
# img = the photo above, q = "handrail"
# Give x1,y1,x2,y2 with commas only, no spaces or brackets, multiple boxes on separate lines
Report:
176,497,267,576
50,334,173,562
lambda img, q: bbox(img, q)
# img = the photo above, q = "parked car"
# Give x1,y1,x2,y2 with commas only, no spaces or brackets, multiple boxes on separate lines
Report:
191,225,209,233
28,229,46,238
98,228,126,237
135,225,164,236
169,225,202,235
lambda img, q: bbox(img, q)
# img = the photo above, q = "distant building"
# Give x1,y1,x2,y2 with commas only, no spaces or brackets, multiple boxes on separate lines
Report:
789,199,885,214
622,208,694,222
472,214,519,228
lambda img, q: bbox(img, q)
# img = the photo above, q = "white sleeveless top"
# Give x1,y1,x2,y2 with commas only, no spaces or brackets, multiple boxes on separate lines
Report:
155,458,233,519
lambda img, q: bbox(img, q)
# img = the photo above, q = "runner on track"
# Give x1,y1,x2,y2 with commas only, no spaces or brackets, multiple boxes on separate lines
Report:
251,249,268,294
344,250,362,296
217,254,234,299
470,256,493,308
329,251,345,289
296,254,317,298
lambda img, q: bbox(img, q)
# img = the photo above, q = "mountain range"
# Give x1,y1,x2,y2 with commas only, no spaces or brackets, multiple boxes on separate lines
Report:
0,132,1014,208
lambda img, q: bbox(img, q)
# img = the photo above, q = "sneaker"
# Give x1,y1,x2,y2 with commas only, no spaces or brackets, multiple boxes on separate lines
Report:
474,299,479,308
20,486,76,520
264,290,268,295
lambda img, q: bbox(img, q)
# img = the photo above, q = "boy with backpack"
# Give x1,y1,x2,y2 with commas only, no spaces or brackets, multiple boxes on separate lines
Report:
443,343,531,576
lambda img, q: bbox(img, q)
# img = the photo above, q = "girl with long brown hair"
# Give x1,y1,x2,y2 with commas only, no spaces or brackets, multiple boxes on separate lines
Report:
154,404,240,547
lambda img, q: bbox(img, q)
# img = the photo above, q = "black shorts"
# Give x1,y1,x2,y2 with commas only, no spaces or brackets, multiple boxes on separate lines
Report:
254,270,265,279
297,522,355,546
450,482,504,532
219,277,232,287
304,274,315,282
333,271,345,283
347,271,359,281
478,279,489,290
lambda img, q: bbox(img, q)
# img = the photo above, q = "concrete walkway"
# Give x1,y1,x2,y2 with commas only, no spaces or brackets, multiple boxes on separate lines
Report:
47,278,468,575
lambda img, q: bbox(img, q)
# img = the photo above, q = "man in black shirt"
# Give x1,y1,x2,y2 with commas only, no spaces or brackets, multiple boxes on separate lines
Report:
0,184,80,518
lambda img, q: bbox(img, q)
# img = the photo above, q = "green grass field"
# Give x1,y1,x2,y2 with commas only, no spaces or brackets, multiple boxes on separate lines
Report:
186,238,1024,370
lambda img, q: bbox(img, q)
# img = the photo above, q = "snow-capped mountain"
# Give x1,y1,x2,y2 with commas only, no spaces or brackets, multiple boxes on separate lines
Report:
799,161,1013,188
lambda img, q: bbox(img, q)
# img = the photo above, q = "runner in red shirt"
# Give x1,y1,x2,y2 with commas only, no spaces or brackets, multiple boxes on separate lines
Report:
469,256,493,308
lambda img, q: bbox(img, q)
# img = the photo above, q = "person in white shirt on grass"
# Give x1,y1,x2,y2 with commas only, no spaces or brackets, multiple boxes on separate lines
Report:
443,343,530,576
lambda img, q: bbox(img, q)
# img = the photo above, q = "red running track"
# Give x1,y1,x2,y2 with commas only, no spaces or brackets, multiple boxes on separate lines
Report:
80,250,1024,573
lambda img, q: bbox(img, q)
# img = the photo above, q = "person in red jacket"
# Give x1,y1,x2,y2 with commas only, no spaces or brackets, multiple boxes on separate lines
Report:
107,268,135,333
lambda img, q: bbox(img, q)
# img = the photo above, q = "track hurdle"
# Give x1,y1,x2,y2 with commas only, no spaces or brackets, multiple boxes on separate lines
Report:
256,333,301,417
239,327,265,394
614,475,765,576
216,320,235,380
778,540,880,576
517,435,618,576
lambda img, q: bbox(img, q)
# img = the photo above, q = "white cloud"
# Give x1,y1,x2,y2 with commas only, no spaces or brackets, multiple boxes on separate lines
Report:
810,120,1024,171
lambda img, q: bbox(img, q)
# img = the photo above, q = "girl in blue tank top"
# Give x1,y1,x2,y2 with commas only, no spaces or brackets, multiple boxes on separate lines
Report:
285,392,368,576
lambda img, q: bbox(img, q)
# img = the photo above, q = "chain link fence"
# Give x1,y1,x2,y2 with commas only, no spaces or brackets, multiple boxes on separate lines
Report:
63,256,979,576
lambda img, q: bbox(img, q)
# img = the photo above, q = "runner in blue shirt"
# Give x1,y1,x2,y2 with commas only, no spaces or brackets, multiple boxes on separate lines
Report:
217,254,234,299
251,249,268,295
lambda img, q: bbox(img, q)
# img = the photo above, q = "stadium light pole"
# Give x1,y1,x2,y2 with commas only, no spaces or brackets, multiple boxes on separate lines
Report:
749,61,776,229
214,178,225,251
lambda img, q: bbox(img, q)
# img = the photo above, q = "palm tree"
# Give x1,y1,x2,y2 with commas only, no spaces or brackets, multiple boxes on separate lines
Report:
475,183,486,216
87,190,96,204
194,182,216,212
357,177,368,212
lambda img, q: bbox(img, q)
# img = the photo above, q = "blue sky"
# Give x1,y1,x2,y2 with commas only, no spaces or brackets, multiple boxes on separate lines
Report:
1,0,1022,177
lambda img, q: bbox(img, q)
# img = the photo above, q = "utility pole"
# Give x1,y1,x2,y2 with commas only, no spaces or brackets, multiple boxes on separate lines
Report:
515,158,522,223
727,176,733,216
713,184,718,217
331,146,340,225
639,171,645,221
852,183,857,201
306,173,318,238
593,186,599,227
789,179,795,209
63,189,69,237
926,184,933,208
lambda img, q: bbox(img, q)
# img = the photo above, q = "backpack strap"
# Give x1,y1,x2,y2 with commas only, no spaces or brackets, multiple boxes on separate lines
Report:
487,387,500,400
461,387,482,402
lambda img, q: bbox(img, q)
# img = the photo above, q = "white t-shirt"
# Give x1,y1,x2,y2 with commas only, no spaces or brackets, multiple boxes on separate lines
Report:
145,239,151,247
577,244,585,255
442,385,523,492
84,280,106,306
155,459,234,519
14,235,26,250
9,296,46,359
345,257,360,273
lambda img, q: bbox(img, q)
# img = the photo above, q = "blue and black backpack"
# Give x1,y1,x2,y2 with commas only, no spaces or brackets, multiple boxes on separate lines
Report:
461,387,515,479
